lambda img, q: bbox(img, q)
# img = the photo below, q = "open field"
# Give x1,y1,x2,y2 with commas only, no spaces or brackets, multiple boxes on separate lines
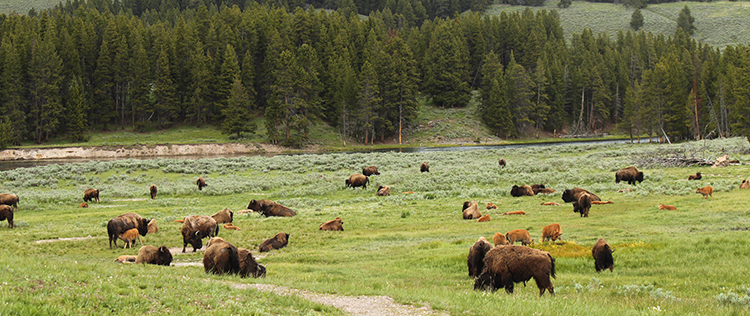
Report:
0,0,57,14
1,137,750,314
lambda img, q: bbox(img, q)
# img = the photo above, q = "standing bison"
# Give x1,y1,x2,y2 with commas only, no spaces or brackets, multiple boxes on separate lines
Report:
135,245,173,266
247,199,297,217
474,245,556,297
362,166,380,177
468,237,492,278
510,185,534,197
561,188,601,203
0,205,14,228
107,213,149,249
420,161,429,172
149,185,157,199
498,158,506,168
345,174,369,189
573,192,594,217
615,166,644,185
506,229,533,246
542,223,562,242
592,238,614,272
83,189,100,203
462,201,482,220
197,177,207,190
259,232,290,252
181,215,217,252
0,193,19,210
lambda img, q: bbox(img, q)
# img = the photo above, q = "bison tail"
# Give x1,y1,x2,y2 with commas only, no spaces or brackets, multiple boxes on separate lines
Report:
549,254,556,279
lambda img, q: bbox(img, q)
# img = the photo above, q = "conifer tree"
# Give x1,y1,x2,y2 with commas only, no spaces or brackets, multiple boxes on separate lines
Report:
28,36,63,143
357,60,380,144
0,35,27,144
153,47,178,129
677,5,696,35
221,77,256,139
480,51,515,138
382,34,419,144
504,53,534,134
67,77,88,142
630,8,644,31
422,21,470,108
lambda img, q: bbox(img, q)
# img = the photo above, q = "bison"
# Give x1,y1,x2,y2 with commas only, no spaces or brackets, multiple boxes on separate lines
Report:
420,161,429,172
107,213,149,249
83,189,100,203
541,202,560,206
537,188,557,194
80,202,88,208
696,186,713,198
573,192,594,217
561,187,601,203
135,245,173,266
118,228,142,249
147,218,158,234
320,217,344,231
223,223,241,230
688,172,702,180
345,174,369,189
592,238,614,272
181,215,218,252
510,185,534,197
259,232,289,252
741,180,750,189
211,208,234,224
468,237,492,278
658,204,677,210
0,193,19,210
502,211,526,215
362,166,380,177
506,229,533,246
542,223,562,242
474,245,556,297
498,158,506,168
203,237,242,275
615,166,644,185
197,177,207,190
462,201,482,220
0,205,14,228
238,248,266,278
477,215,491,222
114,255,137,263
376,186,391,196
150,185,157,199
486,202,497,210
493,232,508,246
530,184,546,195
247,199,297,217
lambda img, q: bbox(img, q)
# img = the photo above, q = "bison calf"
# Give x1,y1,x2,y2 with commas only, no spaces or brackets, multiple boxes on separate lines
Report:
107,213,149,249
658,204,677,211
696,186,713,198
475,246,556,297
542,223,562,242
493,232,508,246
136,245,173,266
118,228,142,249
320,217,344,231
259,232,289,252
477,215,491,222
506,229,533,246
592,238,614,272
741,180,750,189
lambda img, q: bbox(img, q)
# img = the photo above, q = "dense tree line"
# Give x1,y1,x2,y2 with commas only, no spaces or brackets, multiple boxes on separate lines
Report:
1,1,750,148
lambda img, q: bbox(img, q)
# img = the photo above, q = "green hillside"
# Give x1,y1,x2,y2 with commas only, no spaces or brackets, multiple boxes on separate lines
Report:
0,0,58,14
486,0,750,48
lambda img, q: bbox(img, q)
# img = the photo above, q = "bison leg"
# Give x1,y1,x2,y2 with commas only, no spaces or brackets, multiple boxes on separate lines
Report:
534,276,554,297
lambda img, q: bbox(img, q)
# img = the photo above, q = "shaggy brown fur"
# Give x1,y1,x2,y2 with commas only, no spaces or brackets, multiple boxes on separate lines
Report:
502,211,526,215
362,166,380,177
493,232,508,246
211,208,234,224
259,232,290,252
530,184,546,195
376,186,391,196
467,237,492,278
80,202,88,208
542,223,562,242
0,193,19,210
238,248,266,278
319,217,344,231
147,219,158,234
135,245,172,266
0,205,13,228
420,161,429,172
107,213,149,249
474,246,556,297
615,166,644,185
247,199,297,217
223,223,241,230
592,238,614,272
696,186,713,198
658,204,677,211
537,188,557,194
203,237,241,275
118,228,142,249
498,158,506,168
506,229,533,246
510,185,534,197
688,172,702,180
197,177,207,190
486,202,497,210
462,201,482,220
541,202,560,206
591,201,613,204
150,185,157,199
573,192,594,217
181,215,218,252
114,255,137,263
345,174,369,189
561,187,601,203
477,215,491,222
83,189,100,203
741,180,750,189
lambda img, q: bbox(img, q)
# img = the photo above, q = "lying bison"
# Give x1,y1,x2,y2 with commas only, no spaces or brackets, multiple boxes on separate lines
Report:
561,187,601,203
592,238,614,272
238,248,266,278
688,172,702,180
247,199,297,217
468,237,492,278
83,189,100,203
741,180,750,189
259,232,289,252
530,184,546,195
615,166,644,185
150,185,157,199
0,193,19,210
203,237,241,275
376,186,391,196
510,185,534,197
181,215,217,252
135,245,173,266
345,174,369,189
107,213,149,249
320,217,344,231
0,205,14,228
475,245,556,296
362,166,380,177
462,201,482,220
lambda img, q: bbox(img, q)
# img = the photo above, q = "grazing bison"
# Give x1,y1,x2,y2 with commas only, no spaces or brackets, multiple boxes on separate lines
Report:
688,172,702,180
135,245,173,266
530,184,546,195
462,201,482,220
658,204,677,210
498,158,507,168
83,189,100,203
615,166,644,185
741,180,750,189
376,186,391,196
510,185,534,197
506,229,533,246
181,215,218,252
493,232,508,246
118,228,142,249
320,217,344,231
477,215,491,222
345,174,369,189
259,232,290,252
474,246,556,297
147,219,158,234
362,166,380,177
502,211,526,215
203,237,242,275
561,188,601,203
592,238,614,272
0,205,14,228
149,185,157,199
107,213,149,249
420,161,429,172
247,199,297,217
537,188,557,194
238,248,266,278
114,255,137,263
542,223,562,242
486,202,497,209
0,193,19,210
573,192,594,217
468,237,492,278
197,177,207,190
696,186,713,198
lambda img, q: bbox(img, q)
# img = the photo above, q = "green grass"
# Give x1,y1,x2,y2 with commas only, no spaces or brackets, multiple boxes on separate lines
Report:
485,0,750,47
2,137,750,314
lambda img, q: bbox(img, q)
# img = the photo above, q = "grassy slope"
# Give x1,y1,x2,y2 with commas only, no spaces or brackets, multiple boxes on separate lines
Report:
0,0,58,14
485,0,750,47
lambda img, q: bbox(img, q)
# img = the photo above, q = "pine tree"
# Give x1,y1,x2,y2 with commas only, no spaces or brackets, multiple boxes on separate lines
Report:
153,47,178,129
0,35,27,144
67,77,88,142
221,77,256,139
215,44,241,121
422,21,470,108
677,5,696,35
266,49,298,144
480,51,515,138
357,60,380,144
382,34,419,144
504,53,534,134
631,8,644,31
130,32,152,132
28,36,63,143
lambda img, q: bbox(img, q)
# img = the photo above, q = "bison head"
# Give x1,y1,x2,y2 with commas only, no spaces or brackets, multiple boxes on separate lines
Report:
189,231,204,251
155,246,173,266
635,171,644,183
561,189,576,203
138,218,150,236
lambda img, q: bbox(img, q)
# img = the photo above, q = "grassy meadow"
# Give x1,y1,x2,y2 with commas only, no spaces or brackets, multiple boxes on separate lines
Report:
1,137,750,314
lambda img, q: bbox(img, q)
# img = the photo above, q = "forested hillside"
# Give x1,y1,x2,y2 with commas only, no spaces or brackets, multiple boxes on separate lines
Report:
1,0,750,149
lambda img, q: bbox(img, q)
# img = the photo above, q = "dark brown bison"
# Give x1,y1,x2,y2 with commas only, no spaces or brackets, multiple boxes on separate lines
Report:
474,245,556,297
468,237,492,278
149,185,157,199
107,213,149,249
345,174,369,189
181,215,217,252
238,248,266,278
573,192,594,217
420,161,429,172
688,172,702,180
510,185,534,197
506,229,533,246
197,177,207,190
537,188,557,194
259,232,289,252
135,245,173,266
498,158,506,168
462,201,482,220
362,166,380,177
561,187,601,203
376,186,391,196
530,184,546,195
615,166,644,185
0,193,19,210
0,205,14,228
203,237,242,275
592,238,614,272
320,217,344,231
83,189,100,203
542,223,562,242
247,199,297,217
